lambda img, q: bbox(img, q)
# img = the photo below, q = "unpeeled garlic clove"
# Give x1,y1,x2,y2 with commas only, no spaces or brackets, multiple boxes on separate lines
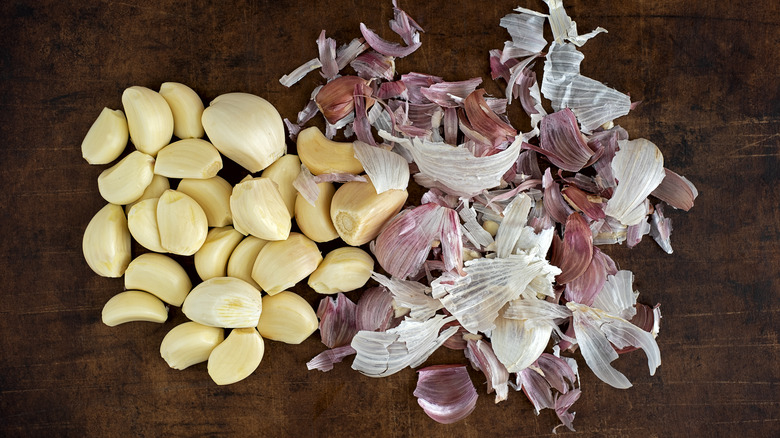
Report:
97,150,155,205
160,321,224,370
207,327,264,385
260,154,301,216
314,75,374,124
194,226,244,281
230,177,291,241
124,253,191,306
81,107,129,165
256,291,318,344
122,85,174,156
295,182,339,243
127,197,166,253
153,139,222,179
330,177,408,246
182,277,263,328
226,236,268,290
101,290,168,327
159,82,205,139
308,247,374,294
83,203,131,278
296,126,364,175
125,174,169,214
251,232,322,295
176,176,233,227
157,189,208,256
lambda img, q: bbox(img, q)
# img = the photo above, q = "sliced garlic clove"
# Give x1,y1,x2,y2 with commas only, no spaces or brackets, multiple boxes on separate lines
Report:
296,126,364,175
194,226,244,281
226,236,268,290
122,85,174,156
251,232,322,295
207,327,264,385
125,174,169,214
101,290,168,327
308,247,374,294
124,253,192,306
256,291,318,344
156,189,208,256
260,154,301,217
160,321,224,370
81,107,129,165
159,82,205,139
97,150,155,205
153,138,223,179
83,203,131,278
127,198,166,253
182,277,263,328
330,177,408,246
230,177,291,241
176,176,233,227
295,182,339,243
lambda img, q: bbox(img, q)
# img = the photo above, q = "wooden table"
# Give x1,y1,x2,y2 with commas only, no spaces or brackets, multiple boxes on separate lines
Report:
1,0,778,436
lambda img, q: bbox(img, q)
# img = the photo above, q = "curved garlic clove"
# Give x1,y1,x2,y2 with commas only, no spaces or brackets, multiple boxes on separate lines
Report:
308,247,374,294
256,291,318,344
122,85,174,156
83,203,131,278
153,138,222,179
330,178,408,246
226,236,268,290
160,321,223,370
127,198,166,253
101,290,168,327
182,277,262,328
230,177,291,241
176,176,233,227
156,189,208,256
194,226,244,281
81,107,128,165
296,126,364,175
124,253,191,306
207,327,264,385
125,174,169,214
295,182,338,243
251,232,322,295
159,82,205,139
260,154,301,216
97,150,155,205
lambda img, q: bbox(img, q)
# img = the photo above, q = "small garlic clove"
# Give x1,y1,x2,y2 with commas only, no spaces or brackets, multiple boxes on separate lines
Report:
125,174,169,214
176,176,233,227
296,126,364,175
194,226,244,281
251,232,322,295
226,236,268,290
153,138,223,179
97,150,155,205
207,327,264,385
330,177,408,246
482,220,499,237
182,277,263,328
260,154,301,217
156,189,208,256
308,247,374,294
127,198,166,253
81,107,129,165
230,177,291,241
256,291,318,344
314,75,374,124
295,182,339,243
83,203,131,278
122,85,174,156
101,290,168,327
160,321,224,370
124,253,192,306
159,82,205,139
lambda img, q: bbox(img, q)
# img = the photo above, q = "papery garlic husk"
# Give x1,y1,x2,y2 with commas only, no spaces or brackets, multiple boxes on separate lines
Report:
83,203,131,278
156,189,208,256
125,174,169,214
260,154,301,216
295,182,339,243
226,236,268,290
256,291,319,344
101,290,168,327
201,92,285,172
194,226,244,281
122,85,174,156
127,197,166,253
81,107,129,165
159,82,205,139
296,126,364,175
330,177,408,246
207,327,264,385
160,321,224,370
230,177,291,241
182,277,263,328
97,150,155,205
251,232,322,295
177,176,233,227
153,138,222,179
125,252,192,306
308,247,374,294
604,138,665,226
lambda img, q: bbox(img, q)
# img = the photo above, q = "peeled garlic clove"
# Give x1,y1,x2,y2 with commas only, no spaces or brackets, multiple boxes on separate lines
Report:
83,203,131,278
194,226,244,281
153,139,222,179
251,232,322,295
226,236,268,290
201,92,285,173
159,82,205,139
124,253,191,306
296,126,364,175
230,177,291,241
308,247,374,294
182,277,263,328
101,290,168,327
177,176,232,227
207,327,264,385
160,321,224,370
256,291,318,344
122,85,174,156
330,178,408,246
125,174,169,214
127,198,166,253
97,150,155,205
156,189,208,255
295,182,338,243
260,154,301,216
81,107,128,165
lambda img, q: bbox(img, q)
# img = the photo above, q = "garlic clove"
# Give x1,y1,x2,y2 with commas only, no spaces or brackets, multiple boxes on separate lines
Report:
127,197,166,253
83,203,131,278
97,150,155,205
193,226,244,281
124,253,192,306
260,154,301,217
101,290,168,327
256,291,318,344
160,321,224,370
295,182,339,243
122,85,174,156
81,107,129,165
314,75,374,124
182,277,263,328
229,177,291,241
176,176,233,227
156,189,208,256
207,327,264,385
308,247,374,294
251,232,322,295
296,126,364,175
159,82,205,139
125,174,169,214
330,177,408,246
153,138,223,179
226,236,268,290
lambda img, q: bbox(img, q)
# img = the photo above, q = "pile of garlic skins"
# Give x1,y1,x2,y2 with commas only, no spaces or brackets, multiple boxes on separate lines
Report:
82,83,388,385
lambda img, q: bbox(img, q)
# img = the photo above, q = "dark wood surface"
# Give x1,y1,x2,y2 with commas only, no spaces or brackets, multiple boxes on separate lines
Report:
1,0,778,436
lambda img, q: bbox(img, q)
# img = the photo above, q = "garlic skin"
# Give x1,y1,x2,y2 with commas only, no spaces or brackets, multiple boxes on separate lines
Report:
260,154,301,217
296,126,364,175
97,150,155,205
193,226,244,281
201,93,285,173
230,177,291,241
124,253,192,306
295,182,339,243
309,247,374,294
81,107,129,165
256,291,319,344
226,236,268,290
160,322,224,370
177,176,233,227
159,82,205,139
207,327,264,385
153,139,223,179
156,189,208,256
251,232,322,295
101,290,168,327
83,203,131,278
125,174,169,214
122,86,174,156
126,198,166,253
330,178,408,246
182,277,263,328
